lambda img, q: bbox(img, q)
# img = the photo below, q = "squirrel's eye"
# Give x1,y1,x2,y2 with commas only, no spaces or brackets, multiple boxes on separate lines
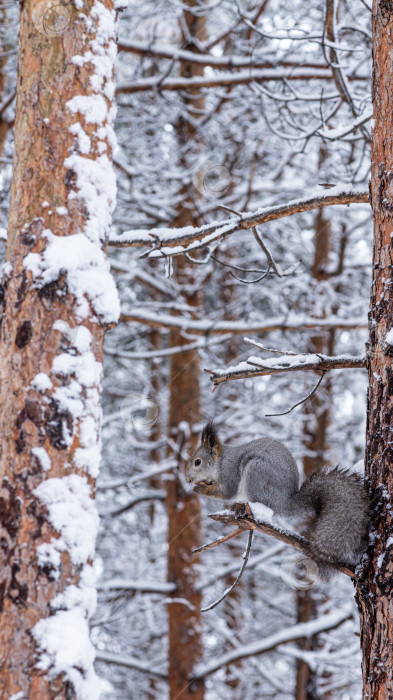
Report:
194,458,201,467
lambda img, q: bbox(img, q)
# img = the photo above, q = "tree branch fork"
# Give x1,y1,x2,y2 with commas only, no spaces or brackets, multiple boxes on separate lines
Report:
193,505,355,579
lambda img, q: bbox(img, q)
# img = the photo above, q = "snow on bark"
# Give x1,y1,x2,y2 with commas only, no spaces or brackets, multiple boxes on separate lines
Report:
24,231,119,323
23,1,127,697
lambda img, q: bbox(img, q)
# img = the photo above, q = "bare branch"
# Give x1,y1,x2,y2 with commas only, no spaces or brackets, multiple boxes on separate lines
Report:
201,531,254,612
192,528,246,554
265,370,326,417
109,184,368,257
103,490,166,517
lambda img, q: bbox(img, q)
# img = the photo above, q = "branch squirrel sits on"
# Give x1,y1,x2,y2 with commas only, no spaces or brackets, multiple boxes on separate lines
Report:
186,422,370,572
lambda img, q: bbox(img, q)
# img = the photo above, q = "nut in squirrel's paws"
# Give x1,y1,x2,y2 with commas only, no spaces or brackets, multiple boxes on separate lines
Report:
230,503,251,519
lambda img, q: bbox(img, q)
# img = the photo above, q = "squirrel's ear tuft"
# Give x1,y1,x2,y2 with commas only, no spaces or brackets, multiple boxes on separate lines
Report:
201,421,221,457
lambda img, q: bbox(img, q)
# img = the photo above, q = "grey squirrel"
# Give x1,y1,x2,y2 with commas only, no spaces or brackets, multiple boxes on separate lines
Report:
186,422,370,572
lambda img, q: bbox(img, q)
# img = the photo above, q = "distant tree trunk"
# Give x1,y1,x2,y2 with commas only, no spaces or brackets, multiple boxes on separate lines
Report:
296,204,334,700
356,2,393,697
166,2,205,698
0,1,119,696
166,255,204,699
0,8,11,158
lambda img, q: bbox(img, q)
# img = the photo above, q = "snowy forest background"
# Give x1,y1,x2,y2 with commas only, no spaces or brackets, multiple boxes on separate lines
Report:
0,0,372,697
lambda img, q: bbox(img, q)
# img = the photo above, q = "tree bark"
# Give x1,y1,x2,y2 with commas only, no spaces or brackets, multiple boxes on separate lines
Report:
356,1,393,698
0,1,119,696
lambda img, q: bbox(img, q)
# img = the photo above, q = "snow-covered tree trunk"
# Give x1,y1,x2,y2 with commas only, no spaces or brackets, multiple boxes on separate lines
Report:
356,1,393,697
0,0,122,696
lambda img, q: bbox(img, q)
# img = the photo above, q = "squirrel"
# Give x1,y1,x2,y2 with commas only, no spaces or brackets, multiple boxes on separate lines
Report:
186,422,370,573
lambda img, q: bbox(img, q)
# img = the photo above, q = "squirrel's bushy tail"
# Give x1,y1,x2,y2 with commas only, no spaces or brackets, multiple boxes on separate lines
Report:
295,467,370,573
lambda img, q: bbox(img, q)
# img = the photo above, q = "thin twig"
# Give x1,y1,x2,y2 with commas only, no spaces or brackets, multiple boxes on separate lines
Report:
253,227,282,277
243,337,298,355
201,531,254,612
192,527,245,554
265,370,326,417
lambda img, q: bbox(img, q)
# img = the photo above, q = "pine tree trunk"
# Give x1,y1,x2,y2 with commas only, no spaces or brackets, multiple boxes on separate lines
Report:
356,1,393,697
166,2,206,698
0,1,119,696
166,261,204,698
296,205,333,700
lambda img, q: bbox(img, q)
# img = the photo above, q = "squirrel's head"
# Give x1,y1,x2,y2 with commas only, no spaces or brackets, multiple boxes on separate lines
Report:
186,421,222,496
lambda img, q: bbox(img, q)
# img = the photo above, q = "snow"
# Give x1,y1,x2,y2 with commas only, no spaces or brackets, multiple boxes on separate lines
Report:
67,95,108,125
31,446,51,472
24,230,120,324
350,460,365,475
386,328,393,345
64,154,117,245
30,372,53,392
34,605,105,700
36,540,65,580
50,327,103,477
69,122,91,155
2,261,12,276
249,502,274,523
33,476,101,695
34,475,99,565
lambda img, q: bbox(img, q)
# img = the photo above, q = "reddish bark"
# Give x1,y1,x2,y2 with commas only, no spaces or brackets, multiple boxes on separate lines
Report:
0,1,118,696
166,2,206,698
356,1,393,698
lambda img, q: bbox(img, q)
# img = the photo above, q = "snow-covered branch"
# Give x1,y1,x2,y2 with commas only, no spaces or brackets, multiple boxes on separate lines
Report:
120,309,367,335
207,352,367,386
118,39,331,71
200,509,354,578
96,651,167,679
318,110,373,140
193,606,352,679
97,578,176,594
109,184,368,257
116,68,368,94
